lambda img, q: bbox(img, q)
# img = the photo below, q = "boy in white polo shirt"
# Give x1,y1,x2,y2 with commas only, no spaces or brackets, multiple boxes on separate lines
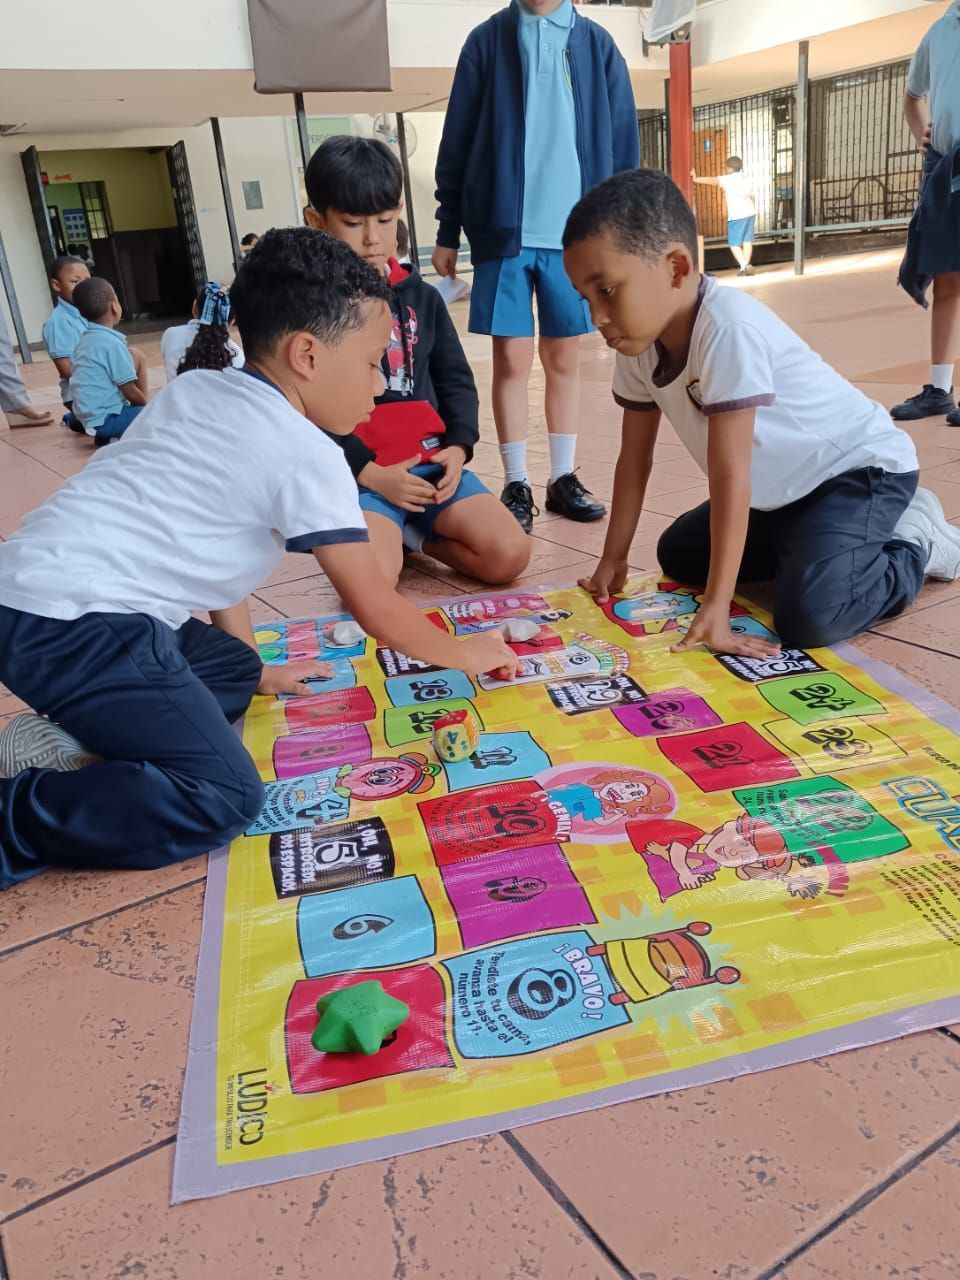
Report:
0,228,515,888
563,169,960,655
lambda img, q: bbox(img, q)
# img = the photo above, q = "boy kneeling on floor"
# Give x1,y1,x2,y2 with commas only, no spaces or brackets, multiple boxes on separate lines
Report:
565,169,960,656
305,136,531,587
0,229,516,889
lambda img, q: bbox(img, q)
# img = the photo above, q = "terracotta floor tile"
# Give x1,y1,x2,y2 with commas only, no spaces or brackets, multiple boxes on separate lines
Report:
870,594,960,657
1,1136,626,1280
516,1031,960,1280
0,857,206,955
852,632,960,705
0,884,204,1216
774,1131,960,1280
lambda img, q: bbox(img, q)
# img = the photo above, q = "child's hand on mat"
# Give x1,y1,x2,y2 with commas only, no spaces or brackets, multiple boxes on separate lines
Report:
366,457,437,513
257,660,333,697
672,605,781,659
456,631,520,680
579,556,629,604
432,446,466,503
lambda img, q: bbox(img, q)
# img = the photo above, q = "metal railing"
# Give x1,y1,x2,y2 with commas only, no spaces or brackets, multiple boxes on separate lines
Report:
641,57,921,241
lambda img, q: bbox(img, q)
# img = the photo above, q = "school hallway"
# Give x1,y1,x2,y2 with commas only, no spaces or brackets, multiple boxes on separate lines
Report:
2,250,960,1279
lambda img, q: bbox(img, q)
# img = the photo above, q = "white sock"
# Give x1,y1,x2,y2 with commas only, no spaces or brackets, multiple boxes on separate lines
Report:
931,364,954,393
402,522,425,553
500,440,528,486
548,433,577,483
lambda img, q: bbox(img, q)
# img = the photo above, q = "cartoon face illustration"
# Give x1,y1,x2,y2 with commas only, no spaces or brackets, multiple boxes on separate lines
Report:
538,763,677,843
631,814,820,900
613,591,698,623
338,754,436,802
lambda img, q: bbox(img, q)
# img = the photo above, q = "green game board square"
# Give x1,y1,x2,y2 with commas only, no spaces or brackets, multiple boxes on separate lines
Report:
758,673,885,725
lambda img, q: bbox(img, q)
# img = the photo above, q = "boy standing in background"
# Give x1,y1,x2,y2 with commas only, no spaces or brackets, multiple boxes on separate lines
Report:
41,254,90,429
893,0,960,424
691,157,757,276
433,0,638,533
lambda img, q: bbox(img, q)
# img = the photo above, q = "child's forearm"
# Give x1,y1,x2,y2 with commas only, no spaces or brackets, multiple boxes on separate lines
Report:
704,475,751,608
904,91,930,145
210,600,258,652
603,409,660,558
121,382,147,406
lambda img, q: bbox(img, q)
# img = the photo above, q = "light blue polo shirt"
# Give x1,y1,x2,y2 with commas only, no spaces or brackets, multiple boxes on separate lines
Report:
41,299,88,401
907,2,960,158
70,323,137,435
518,0,582,250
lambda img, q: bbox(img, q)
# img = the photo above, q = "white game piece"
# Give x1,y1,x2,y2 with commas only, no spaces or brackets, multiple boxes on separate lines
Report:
328,620,366,647
502,618,541,642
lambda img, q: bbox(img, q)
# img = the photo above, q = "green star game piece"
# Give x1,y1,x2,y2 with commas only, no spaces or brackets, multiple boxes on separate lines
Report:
311,980,410,1056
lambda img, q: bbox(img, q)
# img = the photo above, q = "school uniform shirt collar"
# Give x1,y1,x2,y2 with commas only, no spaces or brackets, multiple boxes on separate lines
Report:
57,299,83,320
88,322,127,343
516,0,574,30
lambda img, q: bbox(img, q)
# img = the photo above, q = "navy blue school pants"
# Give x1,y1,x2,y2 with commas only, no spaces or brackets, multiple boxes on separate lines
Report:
657,467,926,648
0,608,265,888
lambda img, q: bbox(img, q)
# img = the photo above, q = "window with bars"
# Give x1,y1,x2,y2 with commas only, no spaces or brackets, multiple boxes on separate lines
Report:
79,181,113,240
638,57,921,239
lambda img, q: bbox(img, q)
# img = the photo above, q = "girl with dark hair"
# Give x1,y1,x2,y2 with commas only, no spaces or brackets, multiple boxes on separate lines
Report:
160,283,244,381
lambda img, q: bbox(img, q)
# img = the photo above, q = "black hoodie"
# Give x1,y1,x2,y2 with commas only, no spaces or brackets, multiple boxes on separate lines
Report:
338,259,480,479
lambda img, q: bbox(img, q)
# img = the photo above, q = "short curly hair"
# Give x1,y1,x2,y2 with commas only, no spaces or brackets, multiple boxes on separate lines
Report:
230,227,392,360
563,169,698,264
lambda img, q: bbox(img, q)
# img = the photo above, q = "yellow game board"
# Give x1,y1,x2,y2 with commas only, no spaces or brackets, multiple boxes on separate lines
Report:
174,576,960,1201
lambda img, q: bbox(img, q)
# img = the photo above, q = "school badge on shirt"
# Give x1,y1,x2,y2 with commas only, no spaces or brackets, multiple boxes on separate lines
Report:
685,378,704,412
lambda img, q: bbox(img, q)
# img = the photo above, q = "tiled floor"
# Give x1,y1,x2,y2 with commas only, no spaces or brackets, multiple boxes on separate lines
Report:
2,250,960,1279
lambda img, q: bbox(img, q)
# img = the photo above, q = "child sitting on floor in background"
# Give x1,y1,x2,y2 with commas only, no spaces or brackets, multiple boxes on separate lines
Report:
0,228,517,889
305,136,531,588
161,282,244,382
41,254,90,431
70,278,149,445
564,168,960,654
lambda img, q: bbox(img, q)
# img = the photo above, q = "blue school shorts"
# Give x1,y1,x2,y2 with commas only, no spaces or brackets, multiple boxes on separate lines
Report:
728,216,756,247
359,462,490,542
469,247,593,339
94,403,143,443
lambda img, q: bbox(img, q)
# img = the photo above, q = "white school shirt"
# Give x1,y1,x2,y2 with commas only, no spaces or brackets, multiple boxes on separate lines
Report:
716,173,756,221
161,319,244,383
907,3,960,159
0,368,368,628
612,277,917,511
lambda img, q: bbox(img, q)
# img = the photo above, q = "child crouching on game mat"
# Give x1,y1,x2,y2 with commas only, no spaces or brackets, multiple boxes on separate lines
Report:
0,229,517,889
564,169,960,656
304,136,531,588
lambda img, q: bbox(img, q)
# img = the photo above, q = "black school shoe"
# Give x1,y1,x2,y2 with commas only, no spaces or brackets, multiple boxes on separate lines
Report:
500,480,539,535
545,471,607,523
891,385,956,421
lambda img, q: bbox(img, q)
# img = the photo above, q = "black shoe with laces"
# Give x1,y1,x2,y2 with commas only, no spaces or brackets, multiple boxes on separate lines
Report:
545,471,607,523
891,384,956,421
500,480,538,534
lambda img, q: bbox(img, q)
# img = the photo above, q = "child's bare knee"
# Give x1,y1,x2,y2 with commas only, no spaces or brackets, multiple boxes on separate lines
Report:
483,540,531,585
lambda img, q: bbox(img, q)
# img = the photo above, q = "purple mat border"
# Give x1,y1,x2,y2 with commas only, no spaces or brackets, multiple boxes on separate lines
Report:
172,602,960,1203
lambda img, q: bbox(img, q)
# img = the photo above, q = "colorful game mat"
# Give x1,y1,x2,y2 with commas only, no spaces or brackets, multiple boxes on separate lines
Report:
173,576,960,1201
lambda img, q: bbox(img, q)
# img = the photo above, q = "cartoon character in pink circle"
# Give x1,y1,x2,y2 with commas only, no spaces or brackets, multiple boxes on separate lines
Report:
536,762,677,843
338,754,438,802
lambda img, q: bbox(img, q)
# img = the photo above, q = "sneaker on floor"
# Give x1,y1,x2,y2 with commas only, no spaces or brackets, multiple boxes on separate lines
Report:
0,713,99,779
500,480,538,535
890,384,956,421
894,487,960,580
545,471,607,523
946,407,960,428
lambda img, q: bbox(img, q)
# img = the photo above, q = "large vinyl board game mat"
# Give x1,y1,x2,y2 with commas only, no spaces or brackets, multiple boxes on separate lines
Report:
174,577,960,1200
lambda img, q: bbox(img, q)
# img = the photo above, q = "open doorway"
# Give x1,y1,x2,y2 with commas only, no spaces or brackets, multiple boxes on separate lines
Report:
22,143,205,325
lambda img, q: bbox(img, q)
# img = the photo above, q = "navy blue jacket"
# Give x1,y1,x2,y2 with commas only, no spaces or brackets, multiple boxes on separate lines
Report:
435,2,639,263
899,145,960,308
